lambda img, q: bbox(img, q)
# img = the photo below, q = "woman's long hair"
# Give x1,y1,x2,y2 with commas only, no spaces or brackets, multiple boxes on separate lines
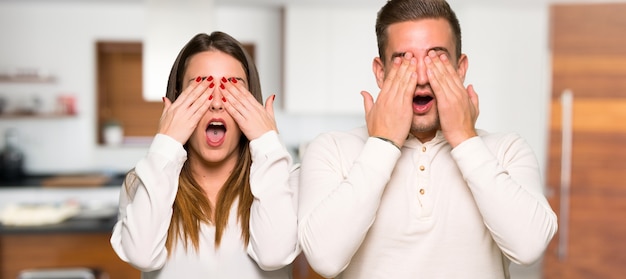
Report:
161,31,262,252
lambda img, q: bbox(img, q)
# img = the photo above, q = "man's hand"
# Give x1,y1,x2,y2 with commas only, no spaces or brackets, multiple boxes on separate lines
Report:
425,50,479,148
362,52,418,148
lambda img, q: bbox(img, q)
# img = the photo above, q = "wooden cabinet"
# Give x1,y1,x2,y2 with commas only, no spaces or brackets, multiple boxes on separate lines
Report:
0,231,139,279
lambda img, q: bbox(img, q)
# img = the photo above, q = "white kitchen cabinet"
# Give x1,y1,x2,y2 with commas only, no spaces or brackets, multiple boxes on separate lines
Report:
284,5,380,115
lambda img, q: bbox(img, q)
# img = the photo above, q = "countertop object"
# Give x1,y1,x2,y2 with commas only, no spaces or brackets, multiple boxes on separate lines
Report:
40,174,112,188
18,268,97,279
0,172,125,188
0,202,81,226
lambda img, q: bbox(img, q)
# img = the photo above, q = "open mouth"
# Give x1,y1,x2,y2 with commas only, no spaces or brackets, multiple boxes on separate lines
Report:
413,95,433,105
206,120,226,146
412,94,434,114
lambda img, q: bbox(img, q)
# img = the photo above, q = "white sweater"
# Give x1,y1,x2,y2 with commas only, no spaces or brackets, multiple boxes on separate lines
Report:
111,131,300,279
298,127,558,279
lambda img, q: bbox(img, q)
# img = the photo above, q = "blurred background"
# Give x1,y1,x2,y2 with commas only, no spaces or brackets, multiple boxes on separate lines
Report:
0,0,625,278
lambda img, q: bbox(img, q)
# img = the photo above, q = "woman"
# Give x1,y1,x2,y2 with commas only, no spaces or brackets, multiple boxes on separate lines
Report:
110,31,300,278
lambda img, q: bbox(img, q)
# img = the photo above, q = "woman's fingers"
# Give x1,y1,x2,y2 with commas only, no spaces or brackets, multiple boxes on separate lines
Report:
157,76,214,144
265,94,276,119
174,76,213,110
220,78,277,139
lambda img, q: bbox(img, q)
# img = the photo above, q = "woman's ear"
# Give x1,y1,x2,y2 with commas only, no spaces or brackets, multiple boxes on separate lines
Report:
373,57,385,89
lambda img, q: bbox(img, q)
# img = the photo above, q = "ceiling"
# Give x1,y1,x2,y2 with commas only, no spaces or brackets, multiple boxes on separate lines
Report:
214,0,626,5
1,0,625,4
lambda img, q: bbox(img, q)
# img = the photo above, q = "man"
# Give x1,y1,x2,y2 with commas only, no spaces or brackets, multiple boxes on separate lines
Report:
297,0,558,278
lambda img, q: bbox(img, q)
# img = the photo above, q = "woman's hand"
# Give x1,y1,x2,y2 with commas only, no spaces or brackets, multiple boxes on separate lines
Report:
220,77,277,141
158,76,214,144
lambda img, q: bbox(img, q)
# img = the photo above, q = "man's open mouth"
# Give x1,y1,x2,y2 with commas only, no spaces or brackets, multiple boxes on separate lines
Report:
413,95,433,105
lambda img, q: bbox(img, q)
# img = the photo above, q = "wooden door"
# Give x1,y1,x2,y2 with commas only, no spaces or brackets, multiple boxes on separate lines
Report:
543,3,626,278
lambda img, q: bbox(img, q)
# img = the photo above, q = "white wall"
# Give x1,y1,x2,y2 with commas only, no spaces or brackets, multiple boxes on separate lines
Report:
215,5,283,101
0,1,552,175
455,3,550,172
0,1,147,174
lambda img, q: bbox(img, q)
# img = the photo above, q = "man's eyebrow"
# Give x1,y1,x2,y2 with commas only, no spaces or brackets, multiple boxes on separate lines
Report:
428,47,450,55
390,52,406,59
390,47,451,60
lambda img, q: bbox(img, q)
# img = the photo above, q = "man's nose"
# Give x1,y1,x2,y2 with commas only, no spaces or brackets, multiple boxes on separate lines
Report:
415,58,429,86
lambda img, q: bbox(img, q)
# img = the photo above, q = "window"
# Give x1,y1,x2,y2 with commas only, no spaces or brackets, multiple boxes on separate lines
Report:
96,41,163,145
96,41,255,145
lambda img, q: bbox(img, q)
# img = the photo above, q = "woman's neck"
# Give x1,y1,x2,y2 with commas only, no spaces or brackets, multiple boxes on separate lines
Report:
188,155,238,206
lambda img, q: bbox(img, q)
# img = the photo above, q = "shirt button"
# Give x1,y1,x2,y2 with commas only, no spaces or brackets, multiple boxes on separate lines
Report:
422,146,427,152
419,165,425,171
419,188,425,195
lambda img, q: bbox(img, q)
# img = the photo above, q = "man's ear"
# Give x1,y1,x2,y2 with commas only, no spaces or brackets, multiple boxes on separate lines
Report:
457,54,469,83
373,57,385,89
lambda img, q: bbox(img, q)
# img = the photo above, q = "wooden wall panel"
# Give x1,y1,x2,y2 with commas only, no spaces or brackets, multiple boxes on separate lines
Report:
545,5,626,278
549,100,626,133
550,3,626,55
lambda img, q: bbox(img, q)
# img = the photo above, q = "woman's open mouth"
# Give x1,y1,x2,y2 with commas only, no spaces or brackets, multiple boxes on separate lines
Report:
206,120,226,147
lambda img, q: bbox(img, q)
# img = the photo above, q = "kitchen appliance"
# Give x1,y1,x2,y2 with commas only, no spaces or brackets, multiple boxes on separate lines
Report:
0,128,24,182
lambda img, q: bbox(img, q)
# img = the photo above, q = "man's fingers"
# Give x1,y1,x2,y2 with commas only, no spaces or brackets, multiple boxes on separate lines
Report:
467,84,479,115
361,90,374,114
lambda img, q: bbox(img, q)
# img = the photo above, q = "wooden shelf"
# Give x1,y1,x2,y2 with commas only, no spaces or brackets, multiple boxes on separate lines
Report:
0,75,56,83
0,112,75,119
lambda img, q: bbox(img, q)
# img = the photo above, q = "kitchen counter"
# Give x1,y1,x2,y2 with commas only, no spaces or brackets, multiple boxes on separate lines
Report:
0,213,116,234
0,174,139,278
0,173,124,234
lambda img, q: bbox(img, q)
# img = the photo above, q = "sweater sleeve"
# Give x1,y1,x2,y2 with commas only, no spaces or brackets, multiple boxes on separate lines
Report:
451,134,558,265
298,133,401,278
110,134,187,271
247,131,301,271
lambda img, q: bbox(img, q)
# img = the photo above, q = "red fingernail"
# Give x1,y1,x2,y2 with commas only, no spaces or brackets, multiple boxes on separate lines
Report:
209,82,215,88
222,97,227,102
221,77,227,83
196,76,202,82
231,77,237,84
207,75,214,82
162,97,166,102
220,84,225,90
209,95,213,100
272,95,276,101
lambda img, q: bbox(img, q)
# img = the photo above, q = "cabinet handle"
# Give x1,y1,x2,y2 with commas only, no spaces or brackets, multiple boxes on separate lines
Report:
558,89,573,261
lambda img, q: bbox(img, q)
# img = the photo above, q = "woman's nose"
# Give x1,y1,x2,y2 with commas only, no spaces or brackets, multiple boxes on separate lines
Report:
210,91,224,111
